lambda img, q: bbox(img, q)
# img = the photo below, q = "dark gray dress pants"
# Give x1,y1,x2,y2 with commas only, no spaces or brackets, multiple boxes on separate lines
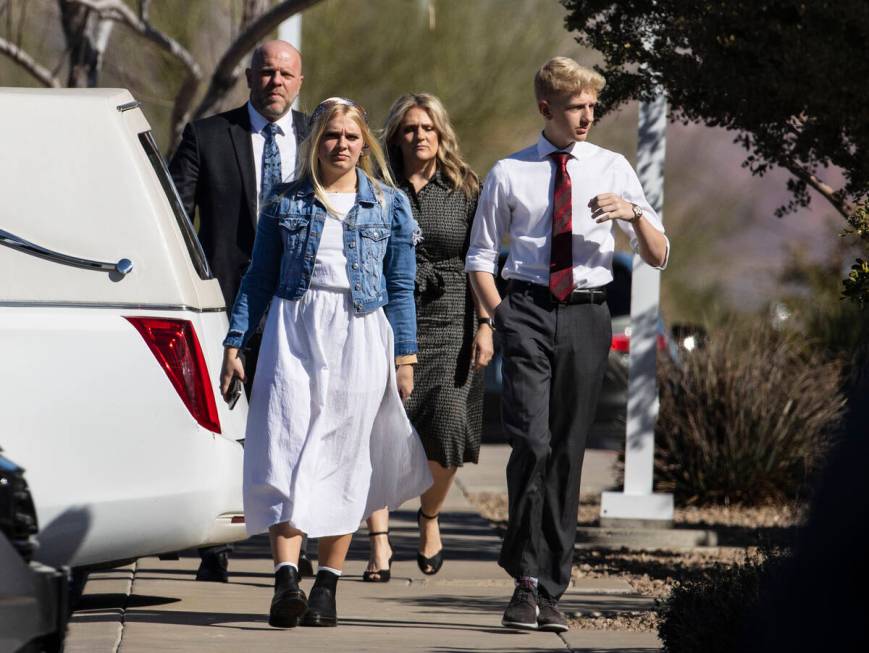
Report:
495,283,611,599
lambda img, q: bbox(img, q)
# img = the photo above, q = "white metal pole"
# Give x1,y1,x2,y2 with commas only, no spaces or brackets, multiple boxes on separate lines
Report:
599,92,674,525
278,15,302,110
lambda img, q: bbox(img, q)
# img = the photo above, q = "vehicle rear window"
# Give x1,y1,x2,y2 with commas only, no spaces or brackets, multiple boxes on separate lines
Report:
138,132,212,280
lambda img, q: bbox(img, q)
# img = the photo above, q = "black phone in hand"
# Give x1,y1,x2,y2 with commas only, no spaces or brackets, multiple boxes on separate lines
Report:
227,376,243,410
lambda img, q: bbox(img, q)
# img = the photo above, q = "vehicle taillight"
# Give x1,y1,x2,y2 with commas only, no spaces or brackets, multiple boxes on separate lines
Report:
125,317,221,434
611,333,630,353
610,333,668,354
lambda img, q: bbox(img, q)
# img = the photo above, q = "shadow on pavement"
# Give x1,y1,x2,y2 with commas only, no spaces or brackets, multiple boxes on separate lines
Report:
431,650,657,653
72,593,180,611
391,593,650,616
220,510,502,564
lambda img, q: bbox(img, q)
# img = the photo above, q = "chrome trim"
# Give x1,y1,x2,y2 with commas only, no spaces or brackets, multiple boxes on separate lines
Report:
137,132,213,280
117,100,141,112
0,229,134,276
0,301,226,313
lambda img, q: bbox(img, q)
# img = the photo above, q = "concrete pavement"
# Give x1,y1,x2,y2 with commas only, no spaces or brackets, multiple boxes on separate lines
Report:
66,446,660,652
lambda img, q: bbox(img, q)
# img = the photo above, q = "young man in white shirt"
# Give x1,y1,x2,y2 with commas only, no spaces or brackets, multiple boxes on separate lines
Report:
466,57,669,632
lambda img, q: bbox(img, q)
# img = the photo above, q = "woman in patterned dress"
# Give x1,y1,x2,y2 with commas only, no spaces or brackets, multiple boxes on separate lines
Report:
364,94,494,581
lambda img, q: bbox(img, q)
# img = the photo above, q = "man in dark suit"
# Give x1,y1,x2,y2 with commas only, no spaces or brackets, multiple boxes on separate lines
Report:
170,39,310,583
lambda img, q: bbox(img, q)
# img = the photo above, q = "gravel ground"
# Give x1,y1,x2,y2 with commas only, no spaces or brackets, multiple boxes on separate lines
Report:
466,491,804,632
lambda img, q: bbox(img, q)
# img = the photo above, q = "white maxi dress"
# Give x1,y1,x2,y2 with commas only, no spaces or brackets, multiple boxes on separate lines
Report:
243,192,432,537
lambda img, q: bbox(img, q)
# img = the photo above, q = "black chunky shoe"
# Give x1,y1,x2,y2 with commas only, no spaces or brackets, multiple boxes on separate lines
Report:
362,530,394,583
416,508,444,575
300,570,338,627
501,583,539,630
298,550,315,578
195,548,229,583
268,566,308,628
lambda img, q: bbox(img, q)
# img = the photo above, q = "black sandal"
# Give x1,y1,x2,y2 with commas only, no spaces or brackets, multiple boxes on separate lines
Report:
416,508,444,575
362,531,394,583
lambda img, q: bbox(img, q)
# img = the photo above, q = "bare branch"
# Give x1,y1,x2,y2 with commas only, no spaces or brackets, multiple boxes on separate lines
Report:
242,0,272,28
782,160,850,219
59,0,115,87
67,0,202,151
68,0,200,81
0,35,62,87
191,0,322,122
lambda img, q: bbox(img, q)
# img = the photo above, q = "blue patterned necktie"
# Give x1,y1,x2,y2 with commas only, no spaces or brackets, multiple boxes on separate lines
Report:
260,122,282,204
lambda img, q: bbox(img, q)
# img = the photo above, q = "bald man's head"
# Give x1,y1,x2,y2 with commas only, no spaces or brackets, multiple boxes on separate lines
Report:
246,40,303,121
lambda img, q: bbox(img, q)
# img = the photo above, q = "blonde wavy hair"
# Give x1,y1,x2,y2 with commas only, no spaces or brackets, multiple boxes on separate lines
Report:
296,98,394,213
382,93,479,199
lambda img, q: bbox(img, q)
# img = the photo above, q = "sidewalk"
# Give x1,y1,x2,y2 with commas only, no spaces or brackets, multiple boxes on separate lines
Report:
66,446,660,652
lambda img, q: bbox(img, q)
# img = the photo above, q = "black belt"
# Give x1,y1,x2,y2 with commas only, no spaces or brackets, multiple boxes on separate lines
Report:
506,279,607,305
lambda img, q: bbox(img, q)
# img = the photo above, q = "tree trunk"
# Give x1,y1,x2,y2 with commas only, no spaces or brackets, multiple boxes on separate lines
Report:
58,0,114,88
242,0,273,29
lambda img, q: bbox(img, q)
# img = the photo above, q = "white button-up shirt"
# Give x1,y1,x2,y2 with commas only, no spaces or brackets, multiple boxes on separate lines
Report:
247,102,299,217
465,134,669,289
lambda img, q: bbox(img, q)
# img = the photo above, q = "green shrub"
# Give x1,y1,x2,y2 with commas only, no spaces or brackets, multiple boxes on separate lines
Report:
654,325,845,504
658,554,787,653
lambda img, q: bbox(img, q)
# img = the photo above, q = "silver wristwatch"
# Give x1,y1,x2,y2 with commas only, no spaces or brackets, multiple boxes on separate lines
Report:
631,203,643,223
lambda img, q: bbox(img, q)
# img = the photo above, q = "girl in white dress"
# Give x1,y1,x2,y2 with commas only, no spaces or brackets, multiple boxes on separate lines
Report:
220,97,432,628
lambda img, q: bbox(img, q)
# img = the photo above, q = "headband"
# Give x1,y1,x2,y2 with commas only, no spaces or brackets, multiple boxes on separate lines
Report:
310,96,368,126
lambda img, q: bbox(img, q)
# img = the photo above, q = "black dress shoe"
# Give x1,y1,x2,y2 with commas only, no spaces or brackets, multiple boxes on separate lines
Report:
537,588,569,632
195,549,229,583
298,551,315,578
502,583,539,630
300,571,338,627
269,566,308,628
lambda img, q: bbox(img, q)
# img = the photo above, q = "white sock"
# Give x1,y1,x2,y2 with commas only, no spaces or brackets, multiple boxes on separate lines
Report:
318,565,342,577
274,561,298,573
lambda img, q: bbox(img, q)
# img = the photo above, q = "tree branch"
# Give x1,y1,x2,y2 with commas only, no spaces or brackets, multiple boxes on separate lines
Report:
782,159,850,219
68,0,200,80
0,36,62,87
190,0,322,123
67,0,202,150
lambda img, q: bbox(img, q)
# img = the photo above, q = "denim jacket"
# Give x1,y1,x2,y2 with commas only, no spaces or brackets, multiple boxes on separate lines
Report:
223,170,419,357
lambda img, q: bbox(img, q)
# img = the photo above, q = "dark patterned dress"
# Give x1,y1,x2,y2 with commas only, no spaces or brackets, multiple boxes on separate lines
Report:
400,171,483,468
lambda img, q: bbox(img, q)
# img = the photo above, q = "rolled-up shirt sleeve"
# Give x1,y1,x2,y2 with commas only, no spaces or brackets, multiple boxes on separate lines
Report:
465,162,510,275
614,155,670,270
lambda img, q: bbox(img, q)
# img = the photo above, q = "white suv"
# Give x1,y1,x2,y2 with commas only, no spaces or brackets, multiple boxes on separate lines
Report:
0,88,246,569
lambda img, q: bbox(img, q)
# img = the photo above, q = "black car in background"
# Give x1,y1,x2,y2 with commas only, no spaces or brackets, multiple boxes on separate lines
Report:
482,251,673,449
0,450,68,653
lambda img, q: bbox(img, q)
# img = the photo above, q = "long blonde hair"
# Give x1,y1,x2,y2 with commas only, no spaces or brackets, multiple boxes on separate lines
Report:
382,93,479,199
297,98,394,212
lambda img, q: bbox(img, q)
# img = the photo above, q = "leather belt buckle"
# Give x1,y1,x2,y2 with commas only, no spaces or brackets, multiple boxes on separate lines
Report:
565,288,607,305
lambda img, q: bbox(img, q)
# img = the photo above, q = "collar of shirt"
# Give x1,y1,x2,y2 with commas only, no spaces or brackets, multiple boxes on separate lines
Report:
534,133,593,162
246,101,295,137
399,168,451,196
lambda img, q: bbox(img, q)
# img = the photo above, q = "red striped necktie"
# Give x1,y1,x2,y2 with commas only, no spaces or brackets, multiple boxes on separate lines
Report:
549,151,574,301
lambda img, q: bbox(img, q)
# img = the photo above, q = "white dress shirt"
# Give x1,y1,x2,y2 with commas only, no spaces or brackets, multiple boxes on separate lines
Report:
247,102,299,217
465,134,669,289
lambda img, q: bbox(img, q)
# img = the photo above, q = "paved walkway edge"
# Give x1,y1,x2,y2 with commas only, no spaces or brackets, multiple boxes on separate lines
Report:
65,563,134,653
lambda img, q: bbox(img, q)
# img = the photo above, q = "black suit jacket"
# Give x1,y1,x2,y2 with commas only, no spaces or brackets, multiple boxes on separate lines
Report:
169,105,309,306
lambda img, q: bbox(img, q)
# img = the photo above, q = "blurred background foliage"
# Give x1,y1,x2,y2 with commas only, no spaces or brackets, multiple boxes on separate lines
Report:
0,0,857,330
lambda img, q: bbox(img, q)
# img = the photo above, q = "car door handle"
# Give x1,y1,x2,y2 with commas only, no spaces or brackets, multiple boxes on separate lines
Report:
0,228,134,276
